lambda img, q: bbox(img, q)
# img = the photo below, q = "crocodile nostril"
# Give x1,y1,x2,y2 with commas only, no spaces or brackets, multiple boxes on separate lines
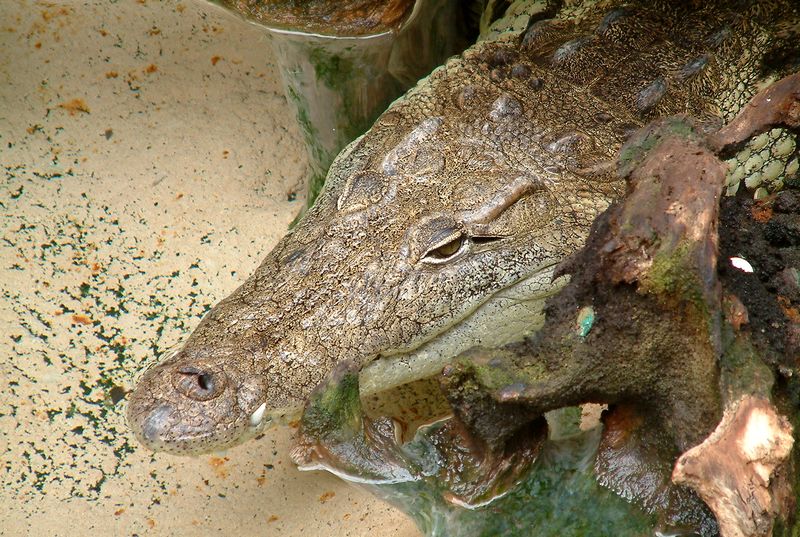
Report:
173,366,225,401
196,372,212,391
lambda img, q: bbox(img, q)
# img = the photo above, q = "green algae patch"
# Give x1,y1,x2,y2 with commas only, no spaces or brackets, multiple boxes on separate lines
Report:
301,370,362,440
284,83,330,211
618,117,701,177
641,241,710,321
276,36,402,212
457,350,548,393
718,327,775,405
309,47,355,91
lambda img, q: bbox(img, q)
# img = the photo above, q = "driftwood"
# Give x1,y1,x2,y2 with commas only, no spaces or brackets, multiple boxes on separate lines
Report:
673,396,794,537
292,73,800,536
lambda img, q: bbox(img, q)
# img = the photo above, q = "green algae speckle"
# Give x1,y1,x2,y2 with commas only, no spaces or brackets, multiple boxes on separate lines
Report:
718,328,775,404
462,351,546,391
471,359,516,389
308,47,354,91
302,370,362,439
285,82,330,210
642,241,708,319
618,117,700,177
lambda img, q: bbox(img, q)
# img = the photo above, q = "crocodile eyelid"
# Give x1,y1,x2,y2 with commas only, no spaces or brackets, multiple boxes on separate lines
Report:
421,232,468,264
403,213,463,263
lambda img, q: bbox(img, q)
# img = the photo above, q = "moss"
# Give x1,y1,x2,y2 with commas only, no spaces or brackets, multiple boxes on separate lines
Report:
642,241,709,320
471,357,516,389
301,371,362,439
618,117,700,177
461,350,547,392
285,83,330,210
308,47,354,91
546,406,583,439
718,327,775,403
307,45,385,139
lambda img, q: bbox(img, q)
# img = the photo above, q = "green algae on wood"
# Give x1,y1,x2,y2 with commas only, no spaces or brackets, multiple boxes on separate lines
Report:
300,367,362,440
641,241,711,321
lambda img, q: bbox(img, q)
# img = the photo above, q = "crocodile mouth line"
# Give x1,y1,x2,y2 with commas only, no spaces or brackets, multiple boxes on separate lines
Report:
381,260,563,358
359,260,566,395
131,261,566,443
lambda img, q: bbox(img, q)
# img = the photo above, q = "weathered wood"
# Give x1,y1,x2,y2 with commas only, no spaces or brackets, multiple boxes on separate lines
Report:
673,396,795,537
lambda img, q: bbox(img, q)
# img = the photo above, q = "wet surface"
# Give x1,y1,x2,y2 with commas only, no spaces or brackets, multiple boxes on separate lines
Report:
0,1,417,535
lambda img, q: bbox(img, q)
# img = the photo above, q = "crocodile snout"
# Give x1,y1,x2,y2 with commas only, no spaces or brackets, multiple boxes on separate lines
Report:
127,348,270,454
137,403,173,445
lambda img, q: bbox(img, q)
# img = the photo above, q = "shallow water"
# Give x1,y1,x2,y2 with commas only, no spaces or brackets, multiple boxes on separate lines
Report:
363,427,657,537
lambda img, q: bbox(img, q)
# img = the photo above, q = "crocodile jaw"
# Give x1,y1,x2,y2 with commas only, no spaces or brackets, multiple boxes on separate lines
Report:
360,264,566,395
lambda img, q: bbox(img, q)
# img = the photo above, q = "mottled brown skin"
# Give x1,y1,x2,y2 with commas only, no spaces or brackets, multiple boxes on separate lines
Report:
127,0,800,454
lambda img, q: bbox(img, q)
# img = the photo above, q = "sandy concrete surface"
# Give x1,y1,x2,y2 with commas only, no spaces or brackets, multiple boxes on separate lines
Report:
0,1,419,535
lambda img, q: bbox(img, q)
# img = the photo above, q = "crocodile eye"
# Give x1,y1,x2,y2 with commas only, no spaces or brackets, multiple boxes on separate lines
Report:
422,234,466,263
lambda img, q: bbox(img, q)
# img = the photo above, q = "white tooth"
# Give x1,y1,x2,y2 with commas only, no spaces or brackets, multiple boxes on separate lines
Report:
250,402,267,427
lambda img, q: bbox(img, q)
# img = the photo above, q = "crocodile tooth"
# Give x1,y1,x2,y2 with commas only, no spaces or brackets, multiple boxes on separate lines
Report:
249,403,266,427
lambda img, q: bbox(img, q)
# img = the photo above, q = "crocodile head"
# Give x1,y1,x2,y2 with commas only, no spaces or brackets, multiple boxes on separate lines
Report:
127,37,632,454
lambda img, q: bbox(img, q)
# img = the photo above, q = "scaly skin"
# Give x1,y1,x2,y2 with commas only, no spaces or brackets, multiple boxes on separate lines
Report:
127,0,800,454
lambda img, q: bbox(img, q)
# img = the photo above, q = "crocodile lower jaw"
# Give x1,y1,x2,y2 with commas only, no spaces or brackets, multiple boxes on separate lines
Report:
358,264,568,396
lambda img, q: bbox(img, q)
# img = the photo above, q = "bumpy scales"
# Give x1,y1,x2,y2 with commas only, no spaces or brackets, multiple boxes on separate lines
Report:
128,0,800,454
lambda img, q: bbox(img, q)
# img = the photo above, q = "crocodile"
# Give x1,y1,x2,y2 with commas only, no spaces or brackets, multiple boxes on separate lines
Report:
128,0,800,454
